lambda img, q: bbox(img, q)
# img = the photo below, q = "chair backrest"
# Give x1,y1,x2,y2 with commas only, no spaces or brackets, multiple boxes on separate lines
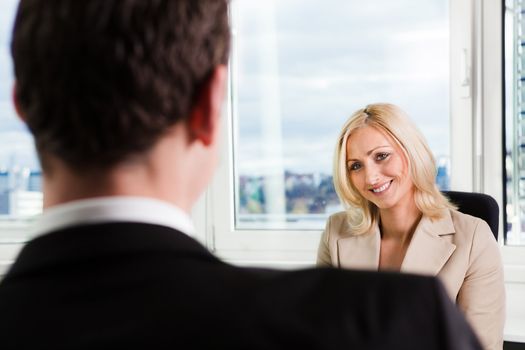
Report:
442,191,499,240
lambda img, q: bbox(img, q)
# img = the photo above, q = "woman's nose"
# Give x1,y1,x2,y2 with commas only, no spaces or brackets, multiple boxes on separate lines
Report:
365,166,380,185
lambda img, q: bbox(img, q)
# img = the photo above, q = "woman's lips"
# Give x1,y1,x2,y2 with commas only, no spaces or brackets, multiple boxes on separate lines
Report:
370,180,393,194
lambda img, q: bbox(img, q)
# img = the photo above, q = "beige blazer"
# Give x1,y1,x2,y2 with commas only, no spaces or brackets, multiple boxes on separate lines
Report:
317,209,505,350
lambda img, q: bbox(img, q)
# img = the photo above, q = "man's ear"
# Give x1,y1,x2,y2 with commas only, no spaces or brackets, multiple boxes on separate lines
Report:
12,82,27,123
188,65,227,146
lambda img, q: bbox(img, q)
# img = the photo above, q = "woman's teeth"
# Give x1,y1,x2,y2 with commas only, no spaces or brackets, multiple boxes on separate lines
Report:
372,181,391,193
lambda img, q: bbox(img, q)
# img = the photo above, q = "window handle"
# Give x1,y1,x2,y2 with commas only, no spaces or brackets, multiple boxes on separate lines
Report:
460,48,471,98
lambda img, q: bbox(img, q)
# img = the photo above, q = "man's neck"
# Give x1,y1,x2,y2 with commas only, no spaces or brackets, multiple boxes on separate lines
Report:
42,164,192,213
41,130,202,213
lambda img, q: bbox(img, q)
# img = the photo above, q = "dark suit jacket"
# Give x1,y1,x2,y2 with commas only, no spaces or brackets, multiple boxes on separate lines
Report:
0,222,482,349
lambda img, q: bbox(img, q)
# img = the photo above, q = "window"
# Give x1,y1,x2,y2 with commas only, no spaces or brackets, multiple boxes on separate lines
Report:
504,0,525,246
0,0,42,276
209,0,465,261
231,0,451,232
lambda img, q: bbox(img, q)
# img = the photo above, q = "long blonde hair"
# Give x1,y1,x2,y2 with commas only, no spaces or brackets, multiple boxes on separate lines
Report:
333,103,455,235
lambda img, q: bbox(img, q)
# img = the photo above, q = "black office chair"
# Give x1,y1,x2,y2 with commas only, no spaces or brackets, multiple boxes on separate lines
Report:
442,191,499,240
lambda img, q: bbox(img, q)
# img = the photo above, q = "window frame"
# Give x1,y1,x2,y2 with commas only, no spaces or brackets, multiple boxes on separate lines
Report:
202,0,476,267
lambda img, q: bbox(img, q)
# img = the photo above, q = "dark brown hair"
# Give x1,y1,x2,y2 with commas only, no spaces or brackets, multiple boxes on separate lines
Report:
11,0,230,170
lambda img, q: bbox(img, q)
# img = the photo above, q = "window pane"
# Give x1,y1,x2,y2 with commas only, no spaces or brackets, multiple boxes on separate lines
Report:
231,0,450,230
0,0,42,232
504,0,525,245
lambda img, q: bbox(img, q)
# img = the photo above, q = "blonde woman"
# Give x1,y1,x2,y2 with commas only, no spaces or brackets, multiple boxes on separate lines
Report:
317,103,505,350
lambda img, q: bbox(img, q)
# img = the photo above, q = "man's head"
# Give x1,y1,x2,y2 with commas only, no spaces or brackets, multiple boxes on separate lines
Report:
11,0,230,172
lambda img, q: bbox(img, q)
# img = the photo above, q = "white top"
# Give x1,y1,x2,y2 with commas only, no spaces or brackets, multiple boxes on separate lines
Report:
30,196,195,238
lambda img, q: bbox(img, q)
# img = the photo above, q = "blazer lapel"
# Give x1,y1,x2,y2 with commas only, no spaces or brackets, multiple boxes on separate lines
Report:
401,209,456,276
337,226,380,270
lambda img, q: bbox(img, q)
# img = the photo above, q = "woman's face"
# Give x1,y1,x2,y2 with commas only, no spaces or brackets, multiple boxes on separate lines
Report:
346,125,414,210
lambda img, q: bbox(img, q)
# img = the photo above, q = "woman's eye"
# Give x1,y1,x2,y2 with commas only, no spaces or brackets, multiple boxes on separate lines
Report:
376,152,390,161
349,162,361,171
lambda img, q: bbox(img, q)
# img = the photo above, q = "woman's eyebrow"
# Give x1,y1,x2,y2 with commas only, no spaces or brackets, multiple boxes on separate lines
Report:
347,145,391,161
366,145,390,156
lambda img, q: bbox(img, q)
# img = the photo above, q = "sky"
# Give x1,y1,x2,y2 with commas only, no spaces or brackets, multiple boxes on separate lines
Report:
232,0,450,176
0,0,450,174
0,0,38,171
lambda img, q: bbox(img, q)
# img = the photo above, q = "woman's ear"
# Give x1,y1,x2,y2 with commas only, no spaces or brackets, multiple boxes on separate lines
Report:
12,82,27,123
188,65,227,146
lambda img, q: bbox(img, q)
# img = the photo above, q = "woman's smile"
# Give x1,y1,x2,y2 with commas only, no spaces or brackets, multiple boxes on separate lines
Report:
370,180,393,194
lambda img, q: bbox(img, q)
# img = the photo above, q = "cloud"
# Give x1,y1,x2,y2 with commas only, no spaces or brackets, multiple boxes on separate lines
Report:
232,0,450,176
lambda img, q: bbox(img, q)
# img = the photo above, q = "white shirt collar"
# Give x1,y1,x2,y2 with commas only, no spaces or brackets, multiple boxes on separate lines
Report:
31,196,195,238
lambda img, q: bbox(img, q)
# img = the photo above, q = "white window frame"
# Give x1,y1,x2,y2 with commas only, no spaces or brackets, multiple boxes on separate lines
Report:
201,0,475,267
481,0,525,342
478,0,525,281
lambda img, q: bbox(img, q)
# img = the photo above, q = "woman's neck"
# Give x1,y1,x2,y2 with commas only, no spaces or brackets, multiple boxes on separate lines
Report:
379,192,422,244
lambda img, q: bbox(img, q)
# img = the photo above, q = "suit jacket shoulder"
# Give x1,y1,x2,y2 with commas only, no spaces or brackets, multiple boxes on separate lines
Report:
0,222,483,350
